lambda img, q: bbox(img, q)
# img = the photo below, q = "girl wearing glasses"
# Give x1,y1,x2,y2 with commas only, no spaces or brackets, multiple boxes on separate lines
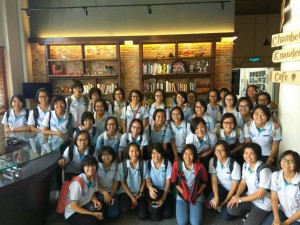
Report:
262,150,300,225
188,99,215,132
235,97,253,130
206,140,241,221
222,92,239,119
108,88,127,131
148,89,170,125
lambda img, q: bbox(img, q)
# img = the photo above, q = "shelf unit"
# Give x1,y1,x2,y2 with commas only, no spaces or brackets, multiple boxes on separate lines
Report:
45,43,121,97
139,41,215,105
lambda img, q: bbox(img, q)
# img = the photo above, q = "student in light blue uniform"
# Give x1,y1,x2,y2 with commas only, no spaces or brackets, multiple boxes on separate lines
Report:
42,95,72,141
73,111,98,146
146,143,173,221
207,140,241,221
87,87,102,113
58,130,95,180
2,94,30,132
120,89,149,133
95,116,122,159
235,97,253,129
171,91,193,122
148,89,170,125
93,98,113,135
244,105,281,164
188,99,215,131
144,109,172,153
96,146,119,218
207,89,222,125
28,88,51,132
222,92,239,119
186,117,217,168
227,142,272,225
262,150,300,225
169,106,191,161
64,155,103,225
108,88,127,132
65,79,88,129
116,142,148,220
119,118,148,161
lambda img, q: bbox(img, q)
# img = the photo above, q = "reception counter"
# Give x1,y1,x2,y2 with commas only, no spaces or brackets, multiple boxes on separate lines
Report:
0,132,64,225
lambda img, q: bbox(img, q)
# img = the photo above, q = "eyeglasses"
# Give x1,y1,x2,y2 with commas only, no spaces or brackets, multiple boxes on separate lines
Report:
281,158,295,165
238,105,249,109
225,98,234,101
215,149,226,154
131,126,141,130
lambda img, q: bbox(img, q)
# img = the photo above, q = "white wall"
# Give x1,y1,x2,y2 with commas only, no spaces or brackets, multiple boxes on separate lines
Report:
278,0,300,155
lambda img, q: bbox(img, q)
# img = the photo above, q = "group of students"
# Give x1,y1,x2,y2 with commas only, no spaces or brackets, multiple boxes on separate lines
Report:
1,79,299,225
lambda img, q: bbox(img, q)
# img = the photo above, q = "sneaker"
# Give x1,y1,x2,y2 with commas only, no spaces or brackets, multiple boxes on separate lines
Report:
242,213,249,222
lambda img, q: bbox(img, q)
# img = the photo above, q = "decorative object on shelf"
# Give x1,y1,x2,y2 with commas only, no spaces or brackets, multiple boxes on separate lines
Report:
195,52,205,57
52,64,63,75
172,61,185,73
169,53,174,58
105,65,113,75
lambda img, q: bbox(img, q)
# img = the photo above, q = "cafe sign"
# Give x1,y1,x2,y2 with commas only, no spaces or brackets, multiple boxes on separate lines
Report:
270,71,300,85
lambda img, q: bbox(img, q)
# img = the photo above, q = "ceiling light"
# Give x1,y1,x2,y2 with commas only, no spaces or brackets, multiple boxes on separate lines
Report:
147,5,152,14
83,7,88,16
219,2,224,11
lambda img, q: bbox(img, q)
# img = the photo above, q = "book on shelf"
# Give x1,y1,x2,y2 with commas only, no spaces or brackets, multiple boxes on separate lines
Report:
143,63,172,74
96,83,118,94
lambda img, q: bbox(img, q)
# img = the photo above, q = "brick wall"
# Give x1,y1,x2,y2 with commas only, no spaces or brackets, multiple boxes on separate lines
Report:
30,41,233,97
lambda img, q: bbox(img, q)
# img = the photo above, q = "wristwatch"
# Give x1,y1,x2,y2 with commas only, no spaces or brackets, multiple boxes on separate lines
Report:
238,198,242,203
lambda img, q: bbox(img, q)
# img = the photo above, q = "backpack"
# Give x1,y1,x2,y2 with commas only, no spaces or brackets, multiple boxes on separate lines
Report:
256,163,276,183
56,174,97,214
213,157,235,174
122,159,144,182
67,145,95,165
6,109,29,121
66,96,89,112
32,107,39,127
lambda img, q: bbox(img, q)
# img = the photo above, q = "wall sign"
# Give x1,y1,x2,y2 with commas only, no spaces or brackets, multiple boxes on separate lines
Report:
272,28,300,47
272,46,300,63
270,71,300,85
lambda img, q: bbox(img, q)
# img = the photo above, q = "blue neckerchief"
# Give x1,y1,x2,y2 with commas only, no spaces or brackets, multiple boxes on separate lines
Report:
79,154,85,160
248,167,254,174
15,115,21,120
76,99,81,104
199,140,204,145
57,117,64,123
284,180,292,186
257,127,266,134
87,181,93,189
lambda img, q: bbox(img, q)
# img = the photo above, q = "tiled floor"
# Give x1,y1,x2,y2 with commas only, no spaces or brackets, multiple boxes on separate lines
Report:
46,192,244,225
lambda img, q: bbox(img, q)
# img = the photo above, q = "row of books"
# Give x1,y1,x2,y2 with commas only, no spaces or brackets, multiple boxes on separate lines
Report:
143,63,173,74
96,83,118,94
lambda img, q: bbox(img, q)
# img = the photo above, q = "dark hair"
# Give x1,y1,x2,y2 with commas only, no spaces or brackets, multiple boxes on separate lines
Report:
128,89,143,103
128,118,144,134
88,87,102,99
194,99,207,114
35,88,50,105
220,113,237,129
182,144,198,163
223,92,238,106
190,117,206,134
256,92,271,105
94,98,108,112
124,142,141,160
170,106,184,122
208,89,221,102
219,88,230,97
80,155,98,173
105,116,119,131
154,89,166,100
98,146,117,163
112,88,125,100
153,108,166,121
236,97,253,112
242,142,262,161
70,79,84,94
50,95,66,110
81,111,95,125
10,94,26,108
214,140,231,157
246,85,258,98
74,130,91,147
151,143,167,159
187,90,197,102
279,150,300,172
175,91,187,104
251,105,272,121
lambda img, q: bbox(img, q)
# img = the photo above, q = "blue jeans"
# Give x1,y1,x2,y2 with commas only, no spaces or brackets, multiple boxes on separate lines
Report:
176,199,202,225
206,184,235,221
262,209,300,225
96,193,119,218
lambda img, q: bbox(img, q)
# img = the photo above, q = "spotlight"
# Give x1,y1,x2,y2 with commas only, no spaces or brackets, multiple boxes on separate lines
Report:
147,5,152,14
83,7,88,16
219,2,224,11
25,9,30,17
